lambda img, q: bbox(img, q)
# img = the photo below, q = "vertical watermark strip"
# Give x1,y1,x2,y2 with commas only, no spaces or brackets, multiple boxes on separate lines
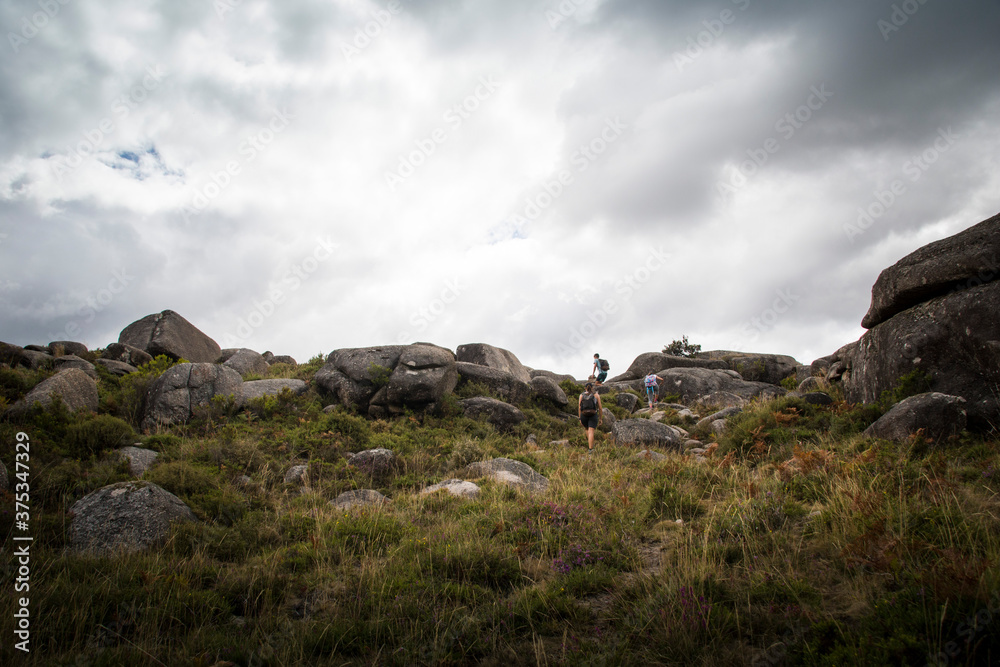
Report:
13,431,33,653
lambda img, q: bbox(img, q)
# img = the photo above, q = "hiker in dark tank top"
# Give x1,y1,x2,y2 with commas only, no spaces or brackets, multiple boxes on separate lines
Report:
578,382,603,454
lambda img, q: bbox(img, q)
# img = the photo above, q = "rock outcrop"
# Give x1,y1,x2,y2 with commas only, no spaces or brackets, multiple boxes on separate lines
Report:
68,482,197,555
316,343,456,416
529,376,569,406
102,342,153,367
456,362,531,404
862,211,1000,329
456,343,532,384
655,368,786,404
611,419,685,451
240,379,308,402
608,352,728,383
826,212,1000,428
864,393,968,443
119,310,221,363
459,397,527,431
221,348,269,378
7,368,99,416
141,363,243,431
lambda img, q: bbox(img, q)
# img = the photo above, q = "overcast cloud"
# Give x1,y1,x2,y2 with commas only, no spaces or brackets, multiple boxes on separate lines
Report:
1,0,998,376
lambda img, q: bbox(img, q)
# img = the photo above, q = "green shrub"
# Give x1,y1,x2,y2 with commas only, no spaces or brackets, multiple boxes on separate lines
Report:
449,437,486,469
65,414,136,458
647,482,704,522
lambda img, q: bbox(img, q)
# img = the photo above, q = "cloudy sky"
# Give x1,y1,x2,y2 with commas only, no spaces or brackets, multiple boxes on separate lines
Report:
1,0,998,376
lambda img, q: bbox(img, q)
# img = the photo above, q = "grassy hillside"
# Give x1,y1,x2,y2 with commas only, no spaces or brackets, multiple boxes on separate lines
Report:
2,355,999,665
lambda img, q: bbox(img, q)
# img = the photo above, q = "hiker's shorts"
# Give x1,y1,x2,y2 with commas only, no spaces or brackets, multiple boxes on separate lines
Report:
580,413,599,429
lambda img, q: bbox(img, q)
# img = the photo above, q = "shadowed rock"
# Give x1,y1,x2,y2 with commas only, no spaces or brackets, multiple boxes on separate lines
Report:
456,362,532,404
459,397,527,431
69,482,197,555
456,343,532,384
102,342,153,367
862,211,1000,328
221,348,269,378
141,363,243,431
865,393,967,443
119,310,221,363
7,368,98,416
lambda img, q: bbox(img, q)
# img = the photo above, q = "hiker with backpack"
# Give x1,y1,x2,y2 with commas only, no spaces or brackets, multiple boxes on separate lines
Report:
578,382,603,454
592,353,609,385
644,372,663,409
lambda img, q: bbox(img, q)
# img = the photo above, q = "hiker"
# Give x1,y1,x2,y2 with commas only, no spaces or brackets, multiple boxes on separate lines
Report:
578,382,603,453
592,353,609,385
644,372,663,409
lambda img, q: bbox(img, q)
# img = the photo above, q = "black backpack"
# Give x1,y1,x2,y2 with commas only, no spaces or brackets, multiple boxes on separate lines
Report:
599,359,610,371
580,393,598,415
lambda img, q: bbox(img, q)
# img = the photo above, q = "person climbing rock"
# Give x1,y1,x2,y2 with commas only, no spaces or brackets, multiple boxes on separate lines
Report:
592,353,609,385
644,372,663,409
578,382,603,453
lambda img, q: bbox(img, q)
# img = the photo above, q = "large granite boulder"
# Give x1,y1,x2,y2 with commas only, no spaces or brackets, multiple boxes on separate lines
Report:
530,369,576,384
7,368,99,416
830,280,1000,428
456,362,532,404
384,343,458,408
826,212,1000,428
119,310,221,363
529,375,568,406
141,363,243,431
459,397,527,431
608,352,728,383
49,341,89,357
717,353,800,386
240,379,308,403
456,343,532,384
53,354,98,379
862,211,1000,328
220,348,269,378
68,482,197,555
864,393,968,443
611,419,685,451
465,458,550,493
314,345,405,411
615,392,640,413
102,342,153,367
655,368,786,404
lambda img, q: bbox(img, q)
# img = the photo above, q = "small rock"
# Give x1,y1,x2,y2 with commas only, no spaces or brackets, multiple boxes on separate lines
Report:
116,446,159,477
421,479,481,499
284,465,308,485
331,489,389,510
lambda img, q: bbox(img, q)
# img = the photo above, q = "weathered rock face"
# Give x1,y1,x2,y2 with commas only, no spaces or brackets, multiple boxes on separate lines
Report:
95,358,139,377
465,458,549,493
7,368,99,416
609,352,728,383
530,369,575,384
49,341,89,357
240,379,308,403
420,479,481,499
529,375,568,406
119,310,221,363
314,345,405,411
865,393,968,443
657,368,786,404
459,397,527,431
102,342,153,367
53,354,98,379
830,280,1000,428
615,392,639,413
611,419,684,451
456,343,532,384
141,363,243,431
117,446,159,477
862,211,1000,329
270,355,297,366
456,362,532,405
221,348,269,378
724,354,800,386
68,482,197,555
385,344,458,408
